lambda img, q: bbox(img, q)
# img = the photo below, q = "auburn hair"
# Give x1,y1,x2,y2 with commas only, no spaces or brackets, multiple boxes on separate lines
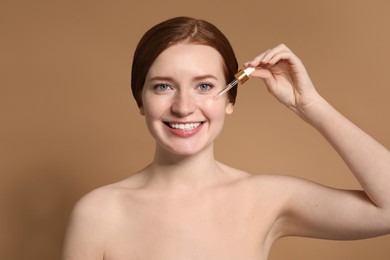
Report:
131,16,238,107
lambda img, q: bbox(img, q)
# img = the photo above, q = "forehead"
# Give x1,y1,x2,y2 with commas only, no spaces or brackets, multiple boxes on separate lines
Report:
147,43,225,77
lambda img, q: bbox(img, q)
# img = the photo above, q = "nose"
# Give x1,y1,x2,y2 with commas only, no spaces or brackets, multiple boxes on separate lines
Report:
171,91,197,117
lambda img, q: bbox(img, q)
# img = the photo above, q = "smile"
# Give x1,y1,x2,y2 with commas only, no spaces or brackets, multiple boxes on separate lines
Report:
167,122,203,131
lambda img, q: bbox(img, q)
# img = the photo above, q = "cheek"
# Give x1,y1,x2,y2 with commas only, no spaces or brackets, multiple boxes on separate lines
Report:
142,100,164,121
142,93,168,117
202,97,230,119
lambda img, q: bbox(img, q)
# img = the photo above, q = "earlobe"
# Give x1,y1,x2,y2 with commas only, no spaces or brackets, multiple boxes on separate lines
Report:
139,106,145,116
225,102,234,115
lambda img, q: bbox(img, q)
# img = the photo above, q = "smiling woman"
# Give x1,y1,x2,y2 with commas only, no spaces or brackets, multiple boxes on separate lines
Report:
131,16,239,107
61,16,390,260
141,43,234,155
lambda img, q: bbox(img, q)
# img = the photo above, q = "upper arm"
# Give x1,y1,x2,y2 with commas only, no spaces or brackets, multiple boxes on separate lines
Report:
62,190,108,260
275,176,390,240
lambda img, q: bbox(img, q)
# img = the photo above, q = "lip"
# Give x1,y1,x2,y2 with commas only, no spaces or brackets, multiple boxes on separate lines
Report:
163,121,205,138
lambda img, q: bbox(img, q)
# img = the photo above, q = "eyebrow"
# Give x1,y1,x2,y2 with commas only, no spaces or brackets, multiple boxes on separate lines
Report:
149,74,218,82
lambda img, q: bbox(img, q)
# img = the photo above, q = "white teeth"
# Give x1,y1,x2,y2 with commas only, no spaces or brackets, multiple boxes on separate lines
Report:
169,122,202,130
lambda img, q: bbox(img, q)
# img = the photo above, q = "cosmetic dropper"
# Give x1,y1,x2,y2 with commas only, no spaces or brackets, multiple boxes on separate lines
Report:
214,67,255,99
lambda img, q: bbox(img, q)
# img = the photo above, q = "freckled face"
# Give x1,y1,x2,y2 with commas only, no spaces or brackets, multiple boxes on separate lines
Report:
141,43,234,156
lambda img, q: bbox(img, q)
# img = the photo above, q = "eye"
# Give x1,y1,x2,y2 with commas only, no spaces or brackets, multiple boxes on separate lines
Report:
154,84,172,93
197,83,213,92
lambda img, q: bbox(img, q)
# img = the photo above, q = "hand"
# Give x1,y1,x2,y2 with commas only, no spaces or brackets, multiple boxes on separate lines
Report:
245,44,321,115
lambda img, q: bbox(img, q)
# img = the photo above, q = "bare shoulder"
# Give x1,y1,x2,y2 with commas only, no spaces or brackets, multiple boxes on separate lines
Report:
70,175,145,221
218,162,300,194
66,183,126,237
72,185,119,220
62,176,144,258
245,172,325,202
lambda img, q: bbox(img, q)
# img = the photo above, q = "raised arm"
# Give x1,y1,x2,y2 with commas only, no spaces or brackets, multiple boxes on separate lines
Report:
245,44,390,239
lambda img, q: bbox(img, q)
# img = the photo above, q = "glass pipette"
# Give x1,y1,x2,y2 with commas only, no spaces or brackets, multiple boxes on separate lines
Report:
214,67,255,99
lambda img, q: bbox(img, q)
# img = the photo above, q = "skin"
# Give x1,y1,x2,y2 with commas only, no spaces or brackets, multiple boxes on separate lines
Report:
62,43,390,260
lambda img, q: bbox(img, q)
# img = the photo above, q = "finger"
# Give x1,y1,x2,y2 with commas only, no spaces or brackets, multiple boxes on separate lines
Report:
249,67,272,79
261,44,292,63
263,50,304,73
244,43,292,67
244,49,271,67
266,50,294,65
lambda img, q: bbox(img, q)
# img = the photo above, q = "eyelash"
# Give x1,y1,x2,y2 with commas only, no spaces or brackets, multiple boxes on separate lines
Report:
153,82,214,93
197,83,213,92
153,84,172,92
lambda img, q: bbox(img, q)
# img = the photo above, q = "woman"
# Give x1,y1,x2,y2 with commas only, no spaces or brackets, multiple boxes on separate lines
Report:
62,16,390,260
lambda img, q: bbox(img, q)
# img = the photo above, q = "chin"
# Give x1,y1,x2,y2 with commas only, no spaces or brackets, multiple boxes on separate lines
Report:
158,141,213,158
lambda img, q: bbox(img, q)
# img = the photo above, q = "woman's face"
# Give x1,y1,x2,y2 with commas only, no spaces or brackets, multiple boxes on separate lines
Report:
141,43,234,156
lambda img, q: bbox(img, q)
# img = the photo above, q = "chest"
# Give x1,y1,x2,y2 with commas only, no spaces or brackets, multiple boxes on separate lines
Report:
104,189,278,260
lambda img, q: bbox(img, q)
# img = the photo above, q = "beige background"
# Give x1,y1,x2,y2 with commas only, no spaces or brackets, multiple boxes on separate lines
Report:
1,0,390,259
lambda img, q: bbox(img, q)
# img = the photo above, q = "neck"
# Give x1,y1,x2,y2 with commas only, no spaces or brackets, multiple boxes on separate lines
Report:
144,144,224,190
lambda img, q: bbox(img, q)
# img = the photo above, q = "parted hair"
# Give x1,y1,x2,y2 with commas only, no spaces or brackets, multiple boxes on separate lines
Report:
131,16,239,108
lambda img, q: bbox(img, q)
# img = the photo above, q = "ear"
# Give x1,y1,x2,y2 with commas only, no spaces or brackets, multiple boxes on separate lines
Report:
139,106,145,116
225,102,234,115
